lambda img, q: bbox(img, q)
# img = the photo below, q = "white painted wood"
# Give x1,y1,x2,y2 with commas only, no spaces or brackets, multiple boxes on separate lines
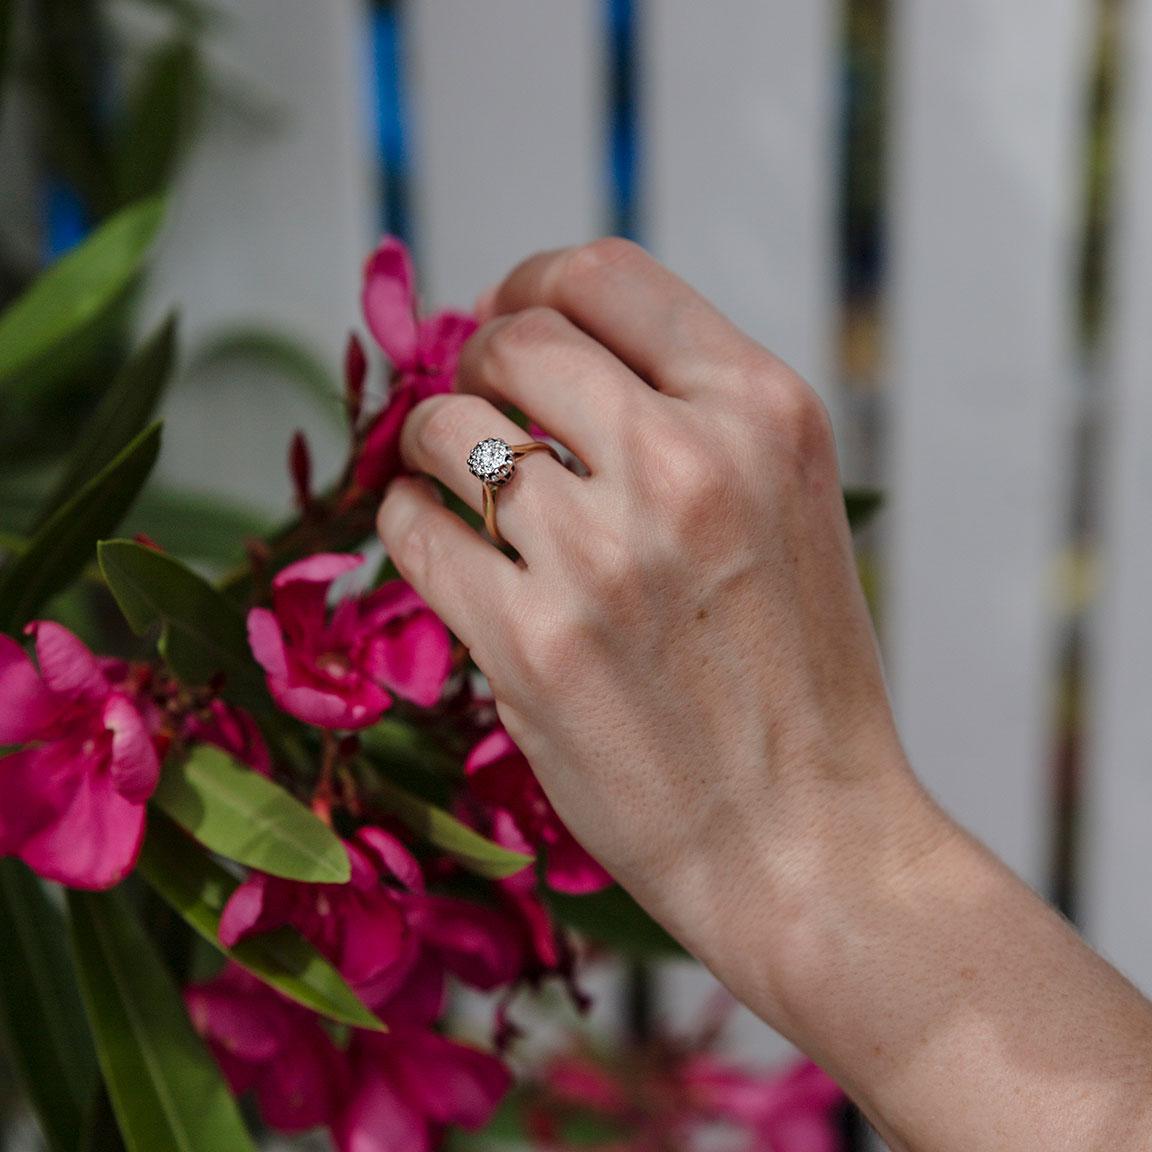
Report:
886,0,1091,886
1083,0,1152,993
408,0,604,309
642,0,838,412
141,0,377,512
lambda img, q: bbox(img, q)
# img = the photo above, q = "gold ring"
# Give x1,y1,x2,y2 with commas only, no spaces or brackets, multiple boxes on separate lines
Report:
466,437,561,546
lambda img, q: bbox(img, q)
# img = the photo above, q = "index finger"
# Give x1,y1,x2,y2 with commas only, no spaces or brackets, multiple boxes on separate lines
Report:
485,238,760,401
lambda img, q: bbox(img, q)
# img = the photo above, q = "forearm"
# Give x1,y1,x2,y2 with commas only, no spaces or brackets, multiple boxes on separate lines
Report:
683,766,1152,1151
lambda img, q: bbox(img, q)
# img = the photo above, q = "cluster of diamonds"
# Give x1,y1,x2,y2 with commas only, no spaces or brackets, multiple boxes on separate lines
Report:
467,437,516,485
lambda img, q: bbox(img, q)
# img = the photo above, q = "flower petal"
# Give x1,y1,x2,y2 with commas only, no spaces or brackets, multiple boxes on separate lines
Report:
246,608,290,680
18,764,147,889
367,610,452,709
334,1070,431,1152
219,872,292,948
28,621,107,701
386,1030,511,1129
354,386,416,492
362,238,420,370
103,694,160,802
545,826,613,894
411,895,523,991
0,635,59,744
356,826,425,894
267,677,390,731
0,745,74,853
414,311,478,399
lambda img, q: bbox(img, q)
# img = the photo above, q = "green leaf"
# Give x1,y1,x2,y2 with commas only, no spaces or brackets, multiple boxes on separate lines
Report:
38,317,178,525
547,886,685,958
98,539,272,713
0,423,162,634
122,486,271,564
137,814,382,1030
116,39,202,203
0,198,166,385
0,860,98,1152
154,745,350,883
187,325,343,426
68,888,257,1152
368,772,534,881
844,487,883,530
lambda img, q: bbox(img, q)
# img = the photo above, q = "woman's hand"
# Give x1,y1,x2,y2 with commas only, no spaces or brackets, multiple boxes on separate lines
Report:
375,238,934,975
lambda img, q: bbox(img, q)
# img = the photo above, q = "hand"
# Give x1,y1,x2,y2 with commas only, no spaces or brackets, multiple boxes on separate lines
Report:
377,240,1152,1151
375,238,936,974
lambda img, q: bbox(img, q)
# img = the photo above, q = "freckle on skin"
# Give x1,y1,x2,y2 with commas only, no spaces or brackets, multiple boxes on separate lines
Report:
696,607,708,621
959,967,976,981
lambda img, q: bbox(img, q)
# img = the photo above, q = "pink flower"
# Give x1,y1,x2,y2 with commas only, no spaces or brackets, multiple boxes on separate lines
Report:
354,238,477,492
466,728,612,895
0,623,160,889
682,1057,845,1152
183,698,271,775
333,1027,510,1152
246,554,453,730
185,964,345,1132
219,827,523,1019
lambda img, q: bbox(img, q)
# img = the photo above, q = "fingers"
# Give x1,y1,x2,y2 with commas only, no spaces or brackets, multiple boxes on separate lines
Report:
376,476,523,654
454,307,657,471
486,238,760,401
399,391,579,559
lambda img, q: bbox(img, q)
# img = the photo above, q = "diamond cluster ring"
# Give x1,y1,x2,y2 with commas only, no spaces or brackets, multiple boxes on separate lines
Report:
467,437,561,546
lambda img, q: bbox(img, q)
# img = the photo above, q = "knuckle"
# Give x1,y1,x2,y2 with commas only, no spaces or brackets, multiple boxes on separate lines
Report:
768,380,835,460
552,237,645,300
483,306,567,369
411,393,485,455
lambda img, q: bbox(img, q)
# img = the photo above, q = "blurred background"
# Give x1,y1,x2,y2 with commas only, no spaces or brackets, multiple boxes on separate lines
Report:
2,0,1151,1147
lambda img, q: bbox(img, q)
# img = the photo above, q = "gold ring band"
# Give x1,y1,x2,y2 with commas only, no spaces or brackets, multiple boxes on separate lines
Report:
467,438,562,547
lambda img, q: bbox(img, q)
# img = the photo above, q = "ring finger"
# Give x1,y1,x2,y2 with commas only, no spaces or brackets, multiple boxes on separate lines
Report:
399,391,578,560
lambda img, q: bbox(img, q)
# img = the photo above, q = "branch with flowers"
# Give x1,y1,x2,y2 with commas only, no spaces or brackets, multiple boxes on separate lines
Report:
0,198,869,1152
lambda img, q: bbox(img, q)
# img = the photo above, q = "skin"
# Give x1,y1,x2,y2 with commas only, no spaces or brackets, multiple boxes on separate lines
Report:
376,238,1152,1150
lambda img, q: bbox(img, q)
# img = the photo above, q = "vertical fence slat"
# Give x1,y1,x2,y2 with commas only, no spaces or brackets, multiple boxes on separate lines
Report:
144,0,376,511
643,0,838,1066
643,0,837,405
408,0,604,308
1084,0,1152,991
887,0,1090,885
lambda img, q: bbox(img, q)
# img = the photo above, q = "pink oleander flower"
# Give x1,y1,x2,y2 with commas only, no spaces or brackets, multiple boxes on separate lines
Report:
333,1026,510,1152
534,1047,845,1152
183,698,271,775
185,964,345,1133
246,553,453,730
355,237,477,492
0,622,160,889
220,826,523,1019
466,727,612,895
680,1055,846,1152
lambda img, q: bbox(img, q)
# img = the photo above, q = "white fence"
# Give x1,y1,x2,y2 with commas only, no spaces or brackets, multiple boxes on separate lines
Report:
148,0,1152,1111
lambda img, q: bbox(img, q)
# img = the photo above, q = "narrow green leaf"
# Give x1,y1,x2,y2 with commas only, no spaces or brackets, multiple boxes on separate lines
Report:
155,745,350,883
98,539,272,713
547,886,685,958
116,39,202,203
0,423,162,633
122,486,271,564
68,888,257,1152
0,860,98,1152
368,772,534,881
137,814,382,1030
0,198,166,385
844,487,883,530
187,325,343,426
39,317,178,525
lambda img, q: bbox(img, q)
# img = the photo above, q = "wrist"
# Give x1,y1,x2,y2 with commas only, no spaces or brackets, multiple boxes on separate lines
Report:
675,743,956,1036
